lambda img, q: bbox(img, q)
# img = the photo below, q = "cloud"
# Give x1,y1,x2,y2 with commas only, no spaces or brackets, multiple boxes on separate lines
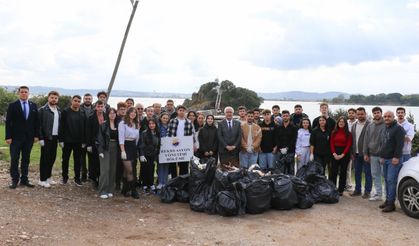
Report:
0,0,419,95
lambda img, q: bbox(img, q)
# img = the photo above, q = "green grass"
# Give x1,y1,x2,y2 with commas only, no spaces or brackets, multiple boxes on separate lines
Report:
0,124,72,174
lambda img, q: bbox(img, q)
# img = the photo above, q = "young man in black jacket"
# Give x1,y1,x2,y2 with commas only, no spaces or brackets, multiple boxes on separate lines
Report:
312,102,336,133
5,86,39,188
86,100,107,187
274,110,298,175
379,111,405,213
38,91,61,188
59,95,86,186
258,109,277,171
80,93,94,182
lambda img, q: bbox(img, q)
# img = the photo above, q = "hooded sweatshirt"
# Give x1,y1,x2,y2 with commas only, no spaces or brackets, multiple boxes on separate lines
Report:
363,118,385,156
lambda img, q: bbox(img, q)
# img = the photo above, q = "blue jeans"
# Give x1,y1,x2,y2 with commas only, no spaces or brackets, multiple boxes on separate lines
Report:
239,152,258,169
402,154,411,163
258,153,275,171
354,154,372,193
158,163,170,186
370,156,384,196
383,159,403,202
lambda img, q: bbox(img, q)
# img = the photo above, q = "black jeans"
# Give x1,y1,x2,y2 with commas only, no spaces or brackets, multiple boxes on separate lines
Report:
178,161,189,175
89,146,100,181
329,147,350,193
169,162,177,178
81,147,92,179
142,155,157,186
39,136,58,181
314,154,331,176
62,142,82,181
9,139,34,183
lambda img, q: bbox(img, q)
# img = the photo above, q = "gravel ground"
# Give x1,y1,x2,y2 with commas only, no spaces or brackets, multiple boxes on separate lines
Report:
0,162,418,246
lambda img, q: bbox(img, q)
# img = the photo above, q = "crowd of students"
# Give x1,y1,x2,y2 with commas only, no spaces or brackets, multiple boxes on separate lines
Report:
5,86,414,214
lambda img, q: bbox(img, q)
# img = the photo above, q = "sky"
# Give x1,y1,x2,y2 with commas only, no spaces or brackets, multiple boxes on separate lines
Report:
1,0,419,95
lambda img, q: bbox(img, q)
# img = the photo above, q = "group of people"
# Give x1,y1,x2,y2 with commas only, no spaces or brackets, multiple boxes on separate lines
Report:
5,86,414,213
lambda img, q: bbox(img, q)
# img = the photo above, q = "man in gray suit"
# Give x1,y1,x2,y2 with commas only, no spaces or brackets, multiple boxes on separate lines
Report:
218,106,242,167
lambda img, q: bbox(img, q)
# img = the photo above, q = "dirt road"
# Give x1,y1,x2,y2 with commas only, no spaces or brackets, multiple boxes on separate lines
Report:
0,164,418,246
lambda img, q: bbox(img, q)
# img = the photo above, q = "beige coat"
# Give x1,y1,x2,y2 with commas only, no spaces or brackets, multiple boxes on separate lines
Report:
241,123,262,153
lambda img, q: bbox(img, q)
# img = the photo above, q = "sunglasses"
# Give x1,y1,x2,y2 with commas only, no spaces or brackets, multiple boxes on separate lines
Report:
136,108,143,110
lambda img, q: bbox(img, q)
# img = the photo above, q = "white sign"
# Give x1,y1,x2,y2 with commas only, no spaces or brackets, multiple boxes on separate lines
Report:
159,136,194,163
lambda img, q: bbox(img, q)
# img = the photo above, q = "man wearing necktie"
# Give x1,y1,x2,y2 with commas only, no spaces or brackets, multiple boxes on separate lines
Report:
217,106,242,167
5,86,39,188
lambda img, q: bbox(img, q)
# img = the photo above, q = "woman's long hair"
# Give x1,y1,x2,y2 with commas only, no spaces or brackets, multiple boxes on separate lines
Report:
123,107,138,128
299,117,312,132
187,110,199,130
332,116,350,137
145,118,160,144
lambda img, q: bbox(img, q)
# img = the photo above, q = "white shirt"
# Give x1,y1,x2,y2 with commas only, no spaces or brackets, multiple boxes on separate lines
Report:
355,121,366,154
398,120,415,155
177,118,185,137
51,105,59,136
296,128,311,155
247,123,253,153
347,119,357,133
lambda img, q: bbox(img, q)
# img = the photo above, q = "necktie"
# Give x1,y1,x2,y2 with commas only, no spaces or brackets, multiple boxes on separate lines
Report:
228,121,231,130
23,101,27,120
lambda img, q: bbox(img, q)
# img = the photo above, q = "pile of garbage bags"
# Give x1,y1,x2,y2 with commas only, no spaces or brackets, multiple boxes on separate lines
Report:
160,157,339,217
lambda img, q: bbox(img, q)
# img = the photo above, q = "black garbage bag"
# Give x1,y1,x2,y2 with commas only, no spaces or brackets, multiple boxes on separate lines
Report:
309,175,339,204
189,157,218,212
203,182,218,214
216,191,238,216
189,182,208,212
271,175,298,210
160,186,176,203
241,178,272,214
189,157,217,188
214,169,244,191
272,154,295,174
176,190,190,203
160,174,189,203
291,176,314,209
215,183,247,217
296,161,324,181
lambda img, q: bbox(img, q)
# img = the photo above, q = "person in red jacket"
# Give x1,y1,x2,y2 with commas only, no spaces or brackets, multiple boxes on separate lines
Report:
330,116,353,195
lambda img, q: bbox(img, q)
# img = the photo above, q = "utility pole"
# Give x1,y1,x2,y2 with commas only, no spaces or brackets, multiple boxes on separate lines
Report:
106,0,140,101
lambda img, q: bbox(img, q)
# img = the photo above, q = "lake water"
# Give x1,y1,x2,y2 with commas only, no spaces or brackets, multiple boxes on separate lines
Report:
107,97,419,125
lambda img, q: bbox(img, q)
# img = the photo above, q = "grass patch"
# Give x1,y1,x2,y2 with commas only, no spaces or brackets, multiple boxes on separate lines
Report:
0,124,74,175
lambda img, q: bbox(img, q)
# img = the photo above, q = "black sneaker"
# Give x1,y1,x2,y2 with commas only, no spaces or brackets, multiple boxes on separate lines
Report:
61,178,68,185
9,182,18,189
81,176,87,183
379,201,388,209
350,191,362,197
74,179,83,187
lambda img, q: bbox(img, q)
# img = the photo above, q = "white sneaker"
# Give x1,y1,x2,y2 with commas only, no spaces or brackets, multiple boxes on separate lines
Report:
107,193,113,198
100,194,108,199
369,195,383,201
47,178,57,185
38,181,51,188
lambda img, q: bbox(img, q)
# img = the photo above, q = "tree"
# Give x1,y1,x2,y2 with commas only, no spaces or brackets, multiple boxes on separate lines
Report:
330,108,348,121
183,80,263,112
0,87,18,116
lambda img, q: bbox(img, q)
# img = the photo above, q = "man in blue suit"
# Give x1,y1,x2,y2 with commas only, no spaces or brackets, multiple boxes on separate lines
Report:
5,86,39,188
